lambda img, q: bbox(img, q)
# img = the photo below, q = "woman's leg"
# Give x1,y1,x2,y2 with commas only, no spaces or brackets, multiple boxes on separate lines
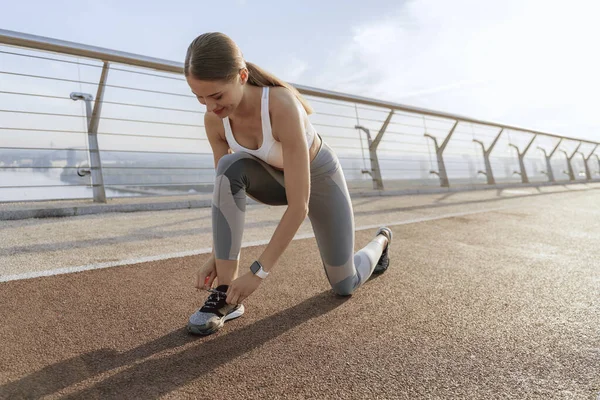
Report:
212,152,287,284
188,151,289,335
212,143,389,295
308,142,390,296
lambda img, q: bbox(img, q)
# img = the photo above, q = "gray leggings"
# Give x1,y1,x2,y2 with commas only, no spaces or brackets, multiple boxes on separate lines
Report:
212,138,385,295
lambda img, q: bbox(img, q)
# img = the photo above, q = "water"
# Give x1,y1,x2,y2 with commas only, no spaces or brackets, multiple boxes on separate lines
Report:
0,151,571,203
0,170,137,202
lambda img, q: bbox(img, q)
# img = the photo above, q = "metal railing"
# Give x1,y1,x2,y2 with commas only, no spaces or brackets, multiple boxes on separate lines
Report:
1,28,599,203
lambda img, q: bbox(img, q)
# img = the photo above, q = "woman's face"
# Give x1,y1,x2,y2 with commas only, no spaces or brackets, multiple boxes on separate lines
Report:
186,71,246,118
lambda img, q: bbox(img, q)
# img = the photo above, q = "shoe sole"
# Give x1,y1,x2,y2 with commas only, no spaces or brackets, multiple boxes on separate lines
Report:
187,304,245,336
373,227,392,274
372,251,389,274
376,226,393,244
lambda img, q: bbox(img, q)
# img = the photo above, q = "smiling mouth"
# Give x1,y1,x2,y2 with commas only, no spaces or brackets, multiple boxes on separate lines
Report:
214,107,225,115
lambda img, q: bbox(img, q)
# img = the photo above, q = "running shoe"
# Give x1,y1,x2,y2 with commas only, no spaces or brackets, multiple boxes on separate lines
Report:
373,227,393,274
187,285,244,336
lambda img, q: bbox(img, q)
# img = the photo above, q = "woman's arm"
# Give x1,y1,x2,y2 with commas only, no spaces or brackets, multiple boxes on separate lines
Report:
204,111,231,168
256,88,311,272
225,88,312,304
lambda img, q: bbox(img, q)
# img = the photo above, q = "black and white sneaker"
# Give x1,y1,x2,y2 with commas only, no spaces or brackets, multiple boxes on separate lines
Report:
187,285,245,336
373,227,393,275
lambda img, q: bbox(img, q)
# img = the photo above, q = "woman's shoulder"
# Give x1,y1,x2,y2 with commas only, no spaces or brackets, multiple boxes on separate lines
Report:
268,86,302,116
204,110,226,141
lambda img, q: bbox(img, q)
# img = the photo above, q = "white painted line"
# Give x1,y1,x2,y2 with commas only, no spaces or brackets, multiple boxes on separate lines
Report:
0,248,212,283
502,190,530,195
0,206,508,283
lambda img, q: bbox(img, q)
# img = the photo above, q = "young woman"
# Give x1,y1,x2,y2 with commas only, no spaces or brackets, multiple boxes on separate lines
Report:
184,32,393,336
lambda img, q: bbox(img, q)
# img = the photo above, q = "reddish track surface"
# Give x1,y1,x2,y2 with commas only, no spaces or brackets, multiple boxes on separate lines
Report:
1,189,599,399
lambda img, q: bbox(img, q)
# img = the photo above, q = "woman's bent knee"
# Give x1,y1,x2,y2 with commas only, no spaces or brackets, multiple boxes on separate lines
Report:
215,152,252,176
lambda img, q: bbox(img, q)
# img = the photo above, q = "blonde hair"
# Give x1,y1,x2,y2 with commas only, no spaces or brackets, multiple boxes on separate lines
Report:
184,32,313,114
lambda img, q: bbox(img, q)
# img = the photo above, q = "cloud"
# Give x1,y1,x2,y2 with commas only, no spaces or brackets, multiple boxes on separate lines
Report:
311,0,600,140
283,56,308,83
396,78,491,100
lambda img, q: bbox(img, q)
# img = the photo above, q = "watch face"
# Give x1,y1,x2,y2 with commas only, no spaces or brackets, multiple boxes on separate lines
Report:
250,261,261,274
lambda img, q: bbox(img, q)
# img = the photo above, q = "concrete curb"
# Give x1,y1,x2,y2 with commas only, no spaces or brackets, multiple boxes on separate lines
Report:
1,199,211,221
2,180,599,221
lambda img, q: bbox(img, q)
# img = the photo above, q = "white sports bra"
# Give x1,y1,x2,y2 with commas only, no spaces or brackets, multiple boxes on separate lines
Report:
222,87,316,169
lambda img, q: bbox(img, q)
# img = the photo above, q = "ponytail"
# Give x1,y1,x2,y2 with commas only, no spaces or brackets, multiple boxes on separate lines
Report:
246,62,314,115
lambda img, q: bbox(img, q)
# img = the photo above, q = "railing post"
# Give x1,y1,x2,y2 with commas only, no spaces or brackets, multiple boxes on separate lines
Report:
538,138,562,183
594,154,600,177
424,120,458,188
355,110,394,191
369,110,394,191
508,134,537,184
581,144,598,180
560,142,581,181
69,61,109,203
473,128,503,185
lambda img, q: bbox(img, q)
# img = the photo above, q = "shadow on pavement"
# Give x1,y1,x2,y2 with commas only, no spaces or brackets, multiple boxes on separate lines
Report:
354,183,600,218
0,290,348,399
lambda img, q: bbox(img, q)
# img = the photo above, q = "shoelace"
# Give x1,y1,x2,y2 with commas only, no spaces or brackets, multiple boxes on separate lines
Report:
202,289,227,311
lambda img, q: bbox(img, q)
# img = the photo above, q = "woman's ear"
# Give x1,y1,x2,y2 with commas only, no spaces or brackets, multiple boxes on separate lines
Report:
239,68,249,85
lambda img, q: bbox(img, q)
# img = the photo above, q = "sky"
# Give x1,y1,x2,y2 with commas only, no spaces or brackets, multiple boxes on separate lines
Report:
1,0,599,142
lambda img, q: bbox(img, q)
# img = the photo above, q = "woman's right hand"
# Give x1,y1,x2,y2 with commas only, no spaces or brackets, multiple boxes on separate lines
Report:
195,253,217,290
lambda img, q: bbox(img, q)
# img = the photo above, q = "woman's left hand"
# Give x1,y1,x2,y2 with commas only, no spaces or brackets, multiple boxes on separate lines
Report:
226,272,262,305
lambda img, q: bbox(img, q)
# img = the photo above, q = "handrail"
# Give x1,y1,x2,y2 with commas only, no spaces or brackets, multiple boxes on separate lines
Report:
0,29,182,73
1,28,597,145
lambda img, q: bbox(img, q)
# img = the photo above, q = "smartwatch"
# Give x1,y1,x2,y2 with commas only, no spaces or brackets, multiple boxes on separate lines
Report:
250,260,269,279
